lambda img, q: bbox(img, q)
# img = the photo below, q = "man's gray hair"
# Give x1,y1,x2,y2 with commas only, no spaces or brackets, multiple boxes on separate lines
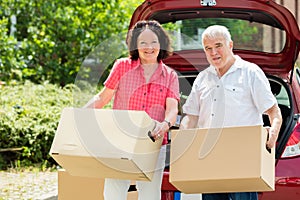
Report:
201,25,232,46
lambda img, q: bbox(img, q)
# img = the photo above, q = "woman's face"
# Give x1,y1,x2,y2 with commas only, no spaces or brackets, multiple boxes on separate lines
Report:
137,29,160,64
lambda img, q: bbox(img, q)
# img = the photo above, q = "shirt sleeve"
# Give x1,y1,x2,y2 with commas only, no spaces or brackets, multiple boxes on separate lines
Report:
250,65,277,114
104,59,122,90
167,70,180,101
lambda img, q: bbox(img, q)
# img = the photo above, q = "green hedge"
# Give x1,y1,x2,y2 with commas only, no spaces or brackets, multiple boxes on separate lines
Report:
0,81,79,169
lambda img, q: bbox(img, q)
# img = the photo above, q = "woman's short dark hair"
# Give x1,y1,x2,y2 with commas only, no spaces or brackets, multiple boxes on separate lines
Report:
127,20,173,61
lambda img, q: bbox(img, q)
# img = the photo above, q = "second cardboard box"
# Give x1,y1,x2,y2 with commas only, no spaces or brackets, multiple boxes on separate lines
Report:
169,125,275,194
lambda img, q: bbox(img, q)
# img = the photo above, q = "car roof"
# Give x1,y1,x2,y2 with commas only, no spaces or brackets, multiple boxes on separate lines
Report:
130,0,300,74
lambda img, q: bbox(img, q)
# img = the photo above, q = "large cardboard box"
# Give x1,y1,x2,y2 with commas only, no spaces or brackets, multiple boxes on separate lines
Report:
58,169,138,200
58,169,104,200
169,125,275,194
50,108,162,181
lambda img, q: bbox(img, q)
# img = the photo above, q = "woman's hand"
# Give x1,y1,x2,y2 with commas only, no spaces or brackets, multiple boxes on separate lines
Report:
150,120,170,141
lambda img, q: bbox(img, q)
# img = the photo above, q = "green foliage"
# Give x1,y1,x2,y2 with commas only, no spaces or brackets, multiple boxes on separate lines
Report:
0,81,77,169
0,17,24,82
0,0,144,169
0,0,144,85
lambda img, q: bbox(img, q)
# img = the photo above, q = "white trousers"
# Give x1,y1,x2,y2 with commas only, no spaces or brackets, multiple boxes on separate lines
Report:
103,145,167,200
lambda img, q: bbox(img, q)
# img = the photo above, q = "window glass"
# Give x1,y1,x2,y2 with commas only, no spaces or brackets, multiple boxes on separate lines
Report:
276,86,290,108
163,18,286,53
270,80,290,108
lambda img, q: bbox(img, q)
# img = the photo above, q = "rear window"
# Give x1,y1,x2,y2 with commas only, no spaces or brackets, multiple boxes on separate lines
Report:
162,18,286,53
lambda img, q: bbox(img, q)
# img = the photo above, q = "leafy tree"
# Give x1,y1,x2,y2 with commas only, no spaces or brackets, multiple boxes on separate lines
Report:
1,0,143,85
0,15,24,82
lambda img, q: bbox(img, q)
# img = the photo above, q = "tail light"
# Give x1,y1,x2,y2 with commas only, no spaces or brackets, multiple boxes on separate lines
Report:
281,116,300,158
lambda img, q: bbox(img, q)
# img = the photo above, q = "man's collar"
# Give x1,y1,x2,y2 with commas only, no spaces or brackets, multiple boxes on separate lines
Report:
207,55,243,75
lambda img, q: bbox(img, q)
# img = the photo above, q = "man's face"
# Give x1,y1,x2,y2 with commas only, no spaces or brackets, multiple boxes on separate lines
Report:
203,36,233,70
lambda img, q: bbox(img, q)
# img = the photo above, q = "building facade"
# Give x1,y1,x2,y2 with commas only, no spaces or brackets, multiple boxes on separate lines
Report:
278,0,299,26
278,0,300,63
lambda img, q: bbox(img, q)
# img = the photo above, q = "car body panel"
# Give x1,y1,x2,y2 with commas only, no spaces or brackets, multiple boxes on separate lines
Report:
291,69,300,113
129,0,300,199
130,0,300,75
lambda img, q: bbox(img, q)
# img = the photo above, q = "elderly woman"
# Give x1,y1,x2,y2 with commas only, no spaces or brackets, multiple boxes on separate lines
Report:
84,20,179,200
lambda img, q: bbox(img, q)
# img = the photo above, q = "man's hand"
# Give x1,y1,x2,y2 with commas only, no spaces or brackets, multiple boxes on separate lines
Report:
266,127,279,149
265,104,282,149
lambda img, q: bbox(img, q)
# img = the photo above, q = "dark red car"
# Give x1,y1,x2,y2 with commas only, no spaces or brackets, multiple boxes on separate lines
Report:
129,0,300,199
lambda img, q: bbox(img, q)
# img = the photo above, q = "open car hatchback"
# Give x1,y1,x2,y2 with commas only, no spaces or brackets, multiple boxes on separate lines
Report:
129,0,300,199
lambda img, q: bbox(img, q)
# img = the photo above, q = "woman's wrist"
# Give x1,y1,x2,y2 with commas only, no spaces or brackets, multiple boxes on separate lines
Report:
163,119,172,128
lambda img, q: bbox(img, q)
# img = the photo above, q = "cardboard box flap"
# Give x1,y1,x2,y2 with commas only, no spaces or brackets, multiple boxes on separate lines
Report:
54,155,150,179
50,108,161,181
